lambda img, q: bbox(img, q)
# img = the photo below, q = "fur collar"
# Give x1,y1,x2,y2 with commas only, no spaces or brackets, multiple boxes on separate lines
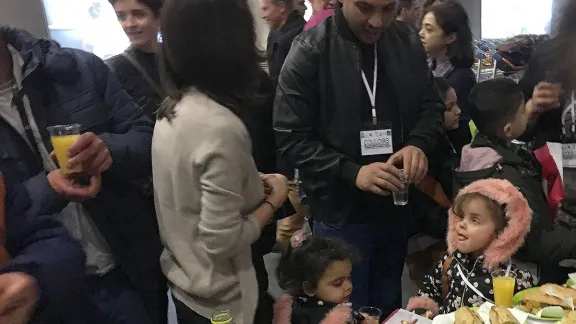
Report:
447,179,532,270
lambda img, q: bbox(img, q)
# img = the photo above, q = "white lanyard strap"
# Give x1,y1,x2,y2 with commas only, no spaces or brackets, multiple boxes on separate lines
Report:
455,260,511,303
456,264,487,299
361,45,378,125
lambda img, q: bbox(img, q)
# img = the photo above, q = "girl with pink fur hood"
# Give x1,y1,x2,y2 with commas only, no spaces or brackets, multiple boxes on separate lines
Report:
406,179,536,316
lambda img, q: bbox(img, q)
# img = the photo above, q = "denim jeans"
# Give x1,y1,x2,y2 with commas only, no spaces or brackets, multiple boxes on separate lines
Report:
314,219,408,318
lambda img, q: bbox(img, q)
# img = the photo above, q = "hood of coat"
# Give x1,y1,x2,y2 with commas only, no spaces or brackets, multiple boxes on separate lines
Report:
458,144,502,172
447,179,532,270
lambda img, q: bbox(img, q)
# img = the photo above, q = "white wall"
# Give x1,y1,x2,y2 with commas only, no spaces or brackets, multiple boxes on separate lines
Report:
0,0,49,38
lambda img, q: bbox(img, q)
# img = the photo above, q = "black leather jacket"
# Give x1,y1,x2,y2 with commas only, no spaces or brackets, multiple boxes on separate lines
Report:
273,6,444,227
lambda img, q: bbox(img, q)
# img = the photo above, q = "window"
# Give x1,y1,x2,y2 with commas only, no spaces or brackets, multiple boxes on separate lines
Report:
42,0,128,59
481,0,552,39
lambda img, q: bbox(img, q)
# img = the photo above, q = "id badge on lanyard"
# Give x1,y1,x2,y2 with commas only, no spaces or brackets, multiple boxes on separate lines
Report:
359,45,393,156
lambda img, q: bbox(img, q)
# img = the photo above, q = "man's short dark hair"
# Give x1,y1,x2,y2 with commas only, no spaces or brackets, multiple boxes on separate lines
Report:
108,0,164,17
469,79,525,137
397,0,416,16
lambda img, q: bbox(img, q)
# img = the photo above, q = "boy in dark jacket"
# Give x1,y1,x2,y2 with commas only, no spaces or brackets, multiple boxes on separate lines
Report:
0,172,88,323
454,79,576,283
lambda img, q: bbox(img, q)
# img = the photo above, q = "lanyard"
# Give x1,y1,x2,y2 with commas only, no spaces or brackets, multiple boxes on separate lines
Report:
455,260,511,304
361,45,378,125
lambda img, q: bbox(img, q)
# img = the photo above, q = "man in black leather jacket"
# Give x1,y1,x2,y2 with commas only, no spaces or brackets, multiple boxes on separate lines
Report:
273,0,444,316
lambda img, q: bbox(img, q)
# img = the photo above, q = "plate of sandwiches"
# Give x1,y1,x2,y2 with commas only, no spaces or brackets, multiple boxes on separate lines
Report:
513,284,576,321
432,304,527,324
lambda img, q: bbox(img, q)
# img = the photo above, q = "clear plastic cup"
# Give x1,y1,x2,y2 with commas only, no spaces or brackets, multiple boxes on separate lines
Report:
359,306,382,324
211,309,233,324
393,170,409,206
47,124,82,174
492,270,516,308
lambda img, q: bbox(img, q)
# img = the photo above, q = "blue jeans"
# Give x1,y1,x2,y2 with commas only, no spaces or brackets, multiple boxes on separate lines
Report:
88,268,153,324
314,219,408,318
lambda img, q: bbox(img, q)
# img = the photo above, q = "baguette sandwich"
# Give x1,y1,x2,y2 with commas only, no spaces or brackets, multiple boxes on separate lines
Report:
541,284,576,300
562,311,576,324
516,286,574,315
455,307,482,324
489,306,519,324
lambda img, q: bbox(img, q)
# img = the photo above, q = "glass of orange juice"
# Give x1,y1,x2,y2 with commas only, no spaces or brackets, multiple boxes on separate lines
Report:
47,124,82,174
492,270,516,308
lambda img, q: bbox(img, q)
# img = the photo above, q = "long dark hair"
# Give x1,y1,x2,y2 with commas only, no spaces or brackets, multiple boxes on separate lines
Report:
557,0,576,37
157,0,264,121
434,76,451,102
554,0,576,89
424,0,474,68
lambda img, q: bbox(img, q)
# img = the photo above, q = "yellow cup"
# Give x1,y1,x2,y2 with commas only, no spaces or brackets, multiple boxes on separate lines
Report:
492,270,516,308
47,124,82,174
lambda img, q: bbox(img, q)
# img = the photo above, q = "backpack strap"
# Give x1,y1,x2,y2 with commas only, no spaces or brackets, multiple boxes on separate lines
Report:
0,173,11,267
120,50,163,97
441,255,454,301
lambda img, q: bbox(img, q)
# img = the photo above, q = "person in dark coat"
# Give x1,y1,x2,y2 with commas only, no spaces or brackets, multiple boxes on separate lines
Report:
518,0,576,283
0,26,162,323
236,69,281,324
106,0,164,121
0,173,91,323
419,0,476,121
273,0,445,316
262,0,306,87
106,2,168,321
454,79,576,284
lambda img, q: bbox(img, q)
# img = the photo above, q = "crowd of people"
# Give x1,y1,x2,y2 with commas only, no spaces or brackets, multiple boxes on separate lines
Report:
1,0,576,323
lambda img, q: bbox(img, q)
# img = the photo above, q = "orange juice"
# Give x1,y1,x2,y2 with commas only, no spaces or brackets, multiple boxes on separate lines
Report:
492,275,516,308
51,135,82,174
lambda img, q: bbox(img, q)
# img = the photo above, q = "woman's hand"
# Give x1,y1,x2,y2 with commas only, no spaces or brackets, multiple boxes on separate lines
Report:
261,173,288,209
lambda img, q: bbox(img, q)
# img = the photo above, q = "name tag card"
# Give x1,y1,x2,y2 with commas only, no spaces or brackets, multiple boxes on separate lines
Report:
360,128,393,156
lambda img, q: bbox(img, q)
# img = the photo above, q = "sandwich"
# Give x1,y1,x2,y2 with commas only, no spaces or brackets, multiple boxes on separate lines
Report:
489,306,519,324
516,289,573,315
562,311,576,324
455,307,482,324
541,284,576,300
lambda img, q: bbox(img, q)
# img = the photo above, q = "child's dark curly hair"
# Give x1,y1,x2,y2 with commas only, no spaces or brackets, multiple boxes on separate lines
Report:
276,234,357,296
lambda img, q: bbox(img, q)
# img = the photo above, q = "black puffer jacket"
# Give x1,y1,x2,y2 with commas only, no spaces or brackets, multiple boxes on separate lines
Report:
454,134,576,282
273,6,444,227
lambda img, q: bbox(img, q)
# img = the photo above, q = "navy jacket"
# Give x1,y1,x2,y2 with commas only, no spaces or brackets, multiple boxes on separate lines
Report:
0,27,162,300
3,182,94,322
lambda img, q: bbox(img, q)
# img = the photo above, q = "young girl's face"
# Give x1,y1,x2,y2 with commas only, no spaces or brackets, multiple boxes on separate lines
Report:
455,196,498,257
443,88,461,130
313,259,353,304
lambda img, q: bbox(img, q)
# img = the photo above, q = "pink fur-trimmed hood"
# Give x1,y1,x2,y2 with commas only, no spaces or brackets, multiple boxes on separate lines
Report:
447,179,532,270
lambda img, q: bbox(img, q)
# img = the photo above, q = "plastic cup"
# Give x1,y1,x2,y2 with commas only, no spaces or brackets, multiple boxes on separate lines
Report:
211,309,233,324
393,170,409,206
359,306,382,324
47,124,82,174
492,270,516,308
